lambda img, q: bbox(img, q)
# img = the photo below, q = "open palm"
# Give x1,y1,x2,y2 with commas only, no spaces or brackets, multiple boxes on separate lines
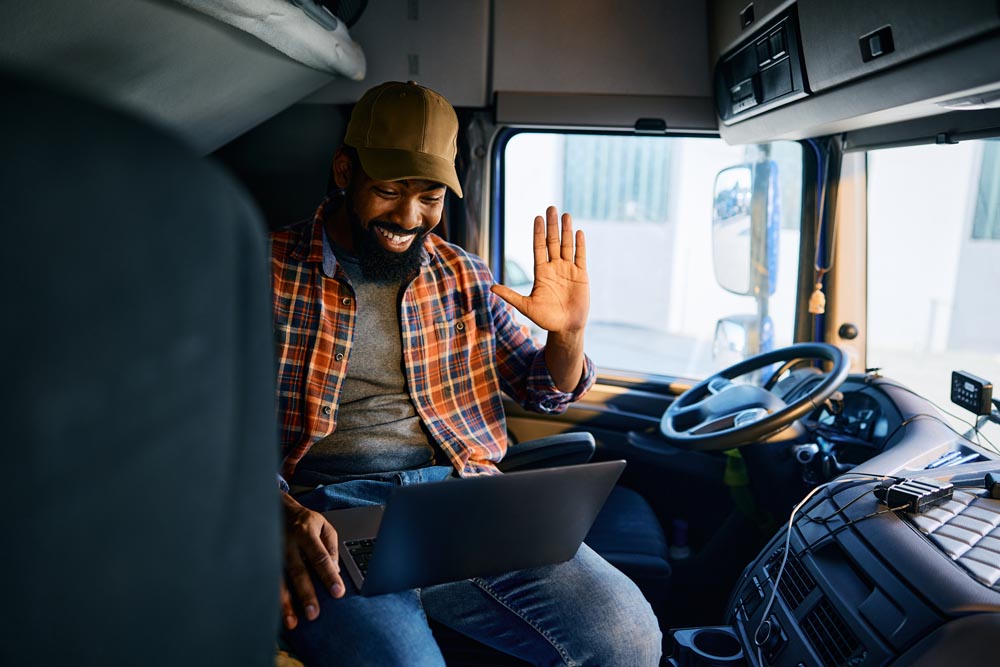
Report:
492,206,589,334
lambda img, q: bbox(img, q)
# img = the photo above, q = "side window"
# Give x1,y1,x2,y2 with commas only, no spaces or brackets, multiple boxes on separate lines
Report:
972,139,1000,240
867,139,1000,431
500,132,803,378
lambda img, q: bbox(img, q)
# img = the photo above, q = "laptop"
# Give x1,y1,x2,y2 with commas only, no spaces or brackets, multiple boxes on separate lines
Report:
323,460,625,596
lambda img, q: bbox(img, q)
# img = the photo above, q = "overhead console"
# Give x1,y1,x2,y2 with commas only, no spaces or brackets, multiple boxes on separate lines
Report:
715,6,807,124
710,0,1000,144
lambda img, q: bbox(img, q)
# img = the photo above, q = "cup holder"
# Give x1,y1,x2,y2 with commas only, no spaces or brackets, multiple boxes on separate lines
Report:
692,628,741,658
669,626,746,667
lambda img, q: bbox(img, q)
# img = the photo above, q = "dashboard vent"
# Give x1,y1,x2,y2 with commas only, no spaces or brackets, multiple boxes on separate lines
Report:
765,548,816,608
801,597,863,667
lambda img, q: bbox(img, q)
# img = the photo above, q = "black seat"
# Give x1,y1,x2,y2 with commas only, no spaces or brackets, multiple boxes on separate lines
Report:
582,485,671,618
0,72,281,666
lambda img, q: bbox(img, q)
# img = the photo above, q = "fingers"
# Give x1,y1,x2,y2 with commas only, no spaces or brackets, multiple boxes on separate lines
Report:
532,215,546,267
298,518,345,601
491,283,528,314
533,206,579,265
574,229,587,270
545,206,560,262
284,541,320,624
560,212,574,261
318,521,346,599
280,580,298,630
282,507,346,629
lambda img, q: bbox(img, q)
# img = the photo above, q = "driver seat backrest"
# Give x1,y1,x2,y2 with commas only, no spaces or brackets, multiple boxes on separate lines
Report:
0,71,281,665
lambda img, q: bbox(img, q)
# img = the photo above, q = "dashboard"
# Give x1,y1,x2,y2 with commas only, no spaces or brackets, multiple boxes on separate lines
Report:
668,371,1000,666
769,372,995,482
725,473,1000,667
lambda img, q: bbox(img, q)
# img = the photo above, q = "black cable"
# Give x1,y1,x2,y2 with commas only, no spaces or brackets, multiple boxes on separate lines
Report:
813,503,909,546
753,473,893,661
880,409,998,456
871,379,979,425
881,414,933,447
869,379,998,453
753,473,898,667
803,485,877,524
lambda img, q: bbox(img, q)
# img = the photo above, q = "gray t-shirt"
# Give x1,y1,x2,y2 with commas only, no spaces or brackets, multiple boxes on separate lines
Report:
291,242,437,487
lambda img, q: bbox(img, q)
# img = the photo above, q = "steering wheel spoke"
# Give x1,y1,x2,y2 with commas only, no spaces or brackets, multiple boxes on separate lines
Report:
689,412,739,435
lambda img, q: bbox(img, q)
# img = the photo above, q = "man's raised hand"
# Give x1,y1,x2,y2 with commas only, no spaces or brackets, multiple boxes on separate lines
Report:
491,206,589,335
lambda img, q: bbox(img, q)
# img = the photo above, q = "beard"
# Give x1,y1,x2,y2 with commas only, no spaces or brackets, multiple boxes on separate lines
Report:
346,201,429,283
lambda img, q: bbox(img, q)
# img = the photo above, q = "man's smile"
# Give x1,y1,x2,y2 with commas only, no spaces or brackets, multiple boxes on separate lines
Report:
373,223,419,252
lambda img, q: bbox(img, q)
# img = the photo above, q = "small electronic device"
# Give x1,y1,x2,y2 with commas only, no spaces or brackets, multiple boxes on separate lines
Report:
873,477,954,513
987,472,1000,500
950,370,993,416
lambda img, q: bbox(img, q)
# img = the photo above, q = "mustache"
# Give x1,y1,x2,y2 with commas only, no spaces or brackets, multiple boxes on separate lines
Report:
371,221,426,237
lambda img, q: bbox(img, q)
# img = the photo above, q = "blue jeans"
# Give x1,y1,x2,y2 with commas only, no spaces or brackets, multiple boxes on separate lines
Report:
286,467,662,666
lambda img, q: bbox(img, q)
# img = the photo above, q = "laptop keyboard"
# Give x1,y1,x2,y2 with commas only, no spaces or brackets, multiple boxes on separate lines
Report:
345,538,376,576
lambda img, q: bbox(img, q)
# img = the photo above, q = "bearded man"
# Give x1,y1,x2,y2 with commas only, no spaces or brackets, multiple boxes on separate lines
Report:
271,80,661,666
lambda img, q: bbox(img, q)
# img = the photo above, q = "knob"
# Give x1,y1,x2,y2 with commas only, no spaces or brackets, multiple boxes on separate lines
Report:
839,323,859,340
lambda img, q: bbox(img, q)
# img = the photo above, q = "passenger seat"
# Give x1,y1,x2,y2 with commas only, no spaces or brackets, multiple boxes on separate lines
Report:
0,70,281,666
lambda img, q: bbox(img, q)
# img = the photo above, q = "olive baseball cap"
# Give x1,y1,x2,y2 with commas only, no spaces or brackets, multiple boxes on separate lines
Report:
344,81,463,198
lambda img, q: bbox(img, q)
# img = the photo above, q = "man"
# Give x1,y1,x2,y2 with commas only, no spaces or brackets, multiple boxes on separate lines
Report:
271,81,660,666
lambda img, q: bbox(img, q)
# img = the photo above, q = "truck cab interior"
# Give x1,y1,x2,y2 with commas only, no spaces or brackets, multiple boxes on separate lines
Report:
3,1,1000,666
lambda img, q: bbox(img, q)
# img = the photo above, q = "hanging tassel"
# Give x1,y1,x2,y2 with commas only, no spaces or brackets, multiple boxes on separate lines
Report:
808,282,826,314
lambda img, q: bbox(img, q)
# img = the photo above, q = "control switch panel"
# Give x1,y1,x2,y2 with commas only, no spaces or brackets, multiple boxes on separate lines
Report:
951,371,993,416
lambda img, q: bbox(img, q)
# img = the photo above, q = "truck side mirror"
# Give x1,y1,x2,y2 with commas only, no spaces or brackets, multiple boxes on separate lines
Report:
713,314,775,364
711,161,779,296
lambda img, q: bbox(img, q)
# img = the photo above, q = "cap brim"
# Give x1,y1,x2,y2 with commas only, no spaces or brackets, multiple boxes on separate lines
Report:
355,146,463,198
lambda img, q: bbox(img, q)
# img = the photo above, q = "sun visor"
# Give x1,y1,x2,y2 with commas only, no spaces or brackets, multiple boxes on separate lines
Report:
172,0,366,80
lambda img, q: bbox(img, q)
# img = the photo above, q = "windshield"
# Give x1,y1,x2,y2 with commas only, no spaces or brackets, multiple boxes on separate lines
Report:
867,139,1000,445
500,132,803,379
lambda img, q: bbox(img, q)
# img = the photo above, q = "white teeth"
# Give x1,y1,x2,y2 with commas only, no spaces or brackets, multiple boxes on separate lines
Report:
377,227,410,244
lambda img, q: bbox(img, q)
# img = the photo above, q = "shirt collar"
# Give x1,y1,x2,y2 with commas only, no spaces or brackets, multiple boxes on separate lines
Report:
321,224,339,278
288,195,336,266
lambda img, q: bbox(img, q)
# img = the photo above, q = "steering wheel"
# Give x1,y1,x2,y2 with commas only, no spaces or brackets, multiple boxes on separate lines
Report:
659,342,849,451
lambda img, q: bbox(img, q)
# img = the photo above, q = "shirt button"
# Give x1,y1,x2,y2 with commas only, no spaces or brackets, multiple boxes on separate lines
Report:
342,297,353,306
322,405,332,415
455,321,465,331
335,353,345,361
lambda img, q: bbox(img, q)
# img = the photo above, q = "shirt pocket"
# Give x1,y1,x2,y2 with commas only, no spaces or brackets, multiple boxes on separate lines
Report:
433,310,491,395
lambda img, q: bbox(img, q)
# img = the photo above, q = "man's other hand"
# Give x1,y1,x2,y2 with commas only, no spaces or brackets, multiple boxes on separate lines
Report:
281,493,345,629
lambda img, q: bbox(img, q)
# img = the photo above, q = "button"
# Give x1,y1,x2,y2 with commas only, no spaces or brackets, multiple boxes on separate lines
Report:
756,40,771,66
322,405,332,415
342,297,353,306
335,353,344,361
860,26,894,62
769,30,785,57
455,321,465,331
869,34,883,57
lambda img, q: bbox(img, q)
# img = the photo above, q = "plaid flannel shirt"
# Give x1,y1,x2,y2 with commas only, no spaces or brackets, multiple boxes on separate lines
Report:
271,198,595,478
